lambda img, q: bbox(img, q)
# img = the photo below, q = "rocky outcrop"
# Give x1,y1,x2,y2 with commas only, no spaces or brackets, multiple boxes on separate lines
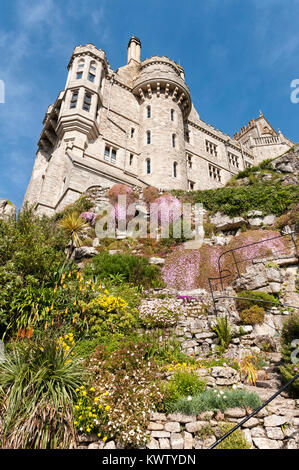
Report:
73,246,98,261
0,199,16,220
273,145,299,177
210,212,246,231
232,262,285,294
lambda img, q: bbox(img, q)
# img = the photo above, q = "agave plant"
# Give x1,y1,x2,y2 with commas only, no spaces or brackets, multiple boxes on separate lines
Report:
0,336,86,448
59,212,90,259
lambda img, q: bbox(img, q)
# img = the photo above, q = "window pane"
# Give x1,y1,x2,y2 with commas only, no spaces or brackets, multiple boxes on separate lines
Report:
104,147,110,160
88,73,95,83
76,72,83,79
111,149,116,163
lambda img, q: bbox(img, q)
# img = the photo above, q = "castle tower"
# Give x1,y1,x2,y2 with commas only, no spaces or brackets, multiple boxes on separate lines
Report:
133,56,192,190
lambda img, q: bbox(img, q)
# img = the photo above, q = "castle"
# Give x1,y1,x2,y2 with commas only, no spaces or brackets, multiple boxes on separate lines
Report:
23,37,294,216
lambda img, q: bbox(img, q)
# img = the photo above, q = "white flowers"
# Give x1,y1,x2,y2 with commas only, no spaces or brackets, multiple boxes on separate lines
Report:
187,395,192,401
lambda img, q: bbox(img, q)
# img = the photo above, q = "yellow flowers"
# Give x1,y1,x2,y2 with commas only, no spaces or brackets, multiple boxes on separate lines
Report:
74,383,112,439
91,293,128,313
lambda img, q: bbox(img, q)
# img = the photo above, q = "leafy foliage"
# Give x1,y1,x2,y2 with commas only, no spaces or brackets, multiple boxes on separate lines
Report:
85,252,163,288
172,181,298,217
236,290,279,312
163,370,206,406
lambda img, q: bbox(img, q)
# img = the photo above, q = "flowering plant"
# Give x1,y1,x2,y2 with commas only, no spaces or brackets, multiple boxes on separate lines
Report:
74,385,111,442
79,212,97,226
138,298,183,328
86,342,164,447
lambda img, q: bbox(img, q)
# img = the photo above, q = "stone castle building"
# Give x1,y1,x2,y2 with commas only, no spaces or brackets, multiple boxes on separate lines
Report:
23,36,294,215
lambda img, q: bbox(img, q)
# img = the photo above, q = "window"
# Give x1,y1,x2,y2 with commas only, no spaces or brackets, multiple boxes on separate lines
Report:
146,131,151,145
83,92,92,111
88,62,96,83
70,90,79,109
111,149,116,164
147,106,151,118
129,154,134,165
173,161,178,178
209,163,221,182
76,59,85,79
228,152,239,169
187,154,192,169
170,109,174,121
185,129,190,143
245,161,252,168
104,145,117,164
131,128,135,138
146,158,151,174
172,134,176,148
206,140,218,157
104,146,110,161
189,181,195,190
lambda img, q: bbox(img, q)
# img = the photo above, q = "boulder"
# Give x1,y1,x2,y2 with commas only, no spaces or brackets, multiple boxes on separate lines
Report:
273,146,299,176
0,199,16,220
74,246,98,260
210,212,246,231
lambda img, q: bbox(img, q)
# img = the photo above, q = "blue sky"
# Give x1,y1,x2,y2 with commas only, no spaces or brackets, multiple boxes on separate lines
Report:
0,0,298,208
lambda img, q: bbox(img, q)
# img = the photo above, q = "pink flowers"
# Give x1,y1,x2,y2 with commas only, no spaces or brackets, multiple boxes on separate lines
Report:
80,212,97,226
154,194,182,225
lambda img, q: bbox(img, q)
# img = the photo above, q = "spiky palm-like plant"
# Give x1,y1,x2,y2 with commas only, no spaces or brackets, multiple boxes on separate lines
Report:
0,337,86,448
59,212,90,259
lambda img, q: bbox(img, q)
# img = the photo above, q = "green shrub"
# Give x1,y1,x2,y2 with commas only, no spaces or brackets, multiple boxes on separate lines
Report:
85,252,163,288
281,312,299,346
239,305,265,325
164,370,206,406
279,363,299,396
172,180,298,217
279,312,299,397
167,388,262,415
236,290,279,312
54,195,93,221
216,423,251,449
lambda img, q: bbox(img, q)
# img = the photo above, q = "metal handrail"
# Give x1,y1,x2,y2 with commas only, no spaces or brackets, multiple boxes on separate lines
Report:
209,373,299,449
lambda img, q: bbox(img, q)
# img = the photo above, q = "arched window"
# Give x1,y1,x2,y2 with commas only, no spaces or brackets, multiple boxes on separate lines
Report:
146,130,151,145
88,61,96,83
147,105,151,118
173,162,178,178
146,158,151,174
172,134,176,148
170,109,174,121
76,59,85,79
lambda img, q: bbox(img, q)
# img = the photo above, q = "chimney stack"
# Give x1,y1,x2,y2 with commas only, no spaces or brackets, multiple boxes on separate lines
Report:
127,36,141,64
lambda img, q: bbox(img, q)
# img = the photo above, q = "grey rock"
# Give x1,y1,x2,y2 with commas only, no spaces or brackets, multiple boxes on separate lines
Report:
264,415,289,427
74,246,98,260
253,438,283,449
